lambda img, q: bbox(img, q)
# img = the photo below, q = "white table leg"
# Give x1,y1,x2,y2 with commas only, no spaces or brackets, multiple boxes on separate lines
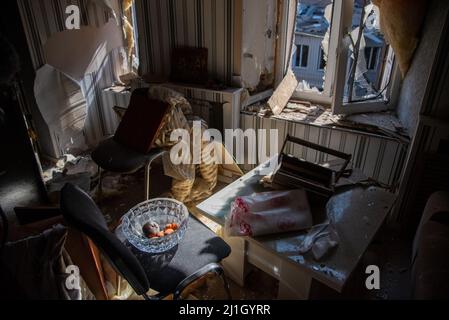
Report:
277,260,312,300
221,234,249,287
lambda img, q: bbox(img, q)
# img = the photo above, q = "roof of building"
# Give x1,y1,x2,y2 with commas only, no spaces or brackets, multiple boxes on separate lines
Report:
296,1,385,45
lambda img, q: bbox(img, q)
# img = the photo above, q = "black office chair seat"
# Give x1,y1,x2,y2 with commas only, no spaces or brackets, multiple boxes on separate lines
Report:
92,137,164,174
117,215,231,296
60,184,232,300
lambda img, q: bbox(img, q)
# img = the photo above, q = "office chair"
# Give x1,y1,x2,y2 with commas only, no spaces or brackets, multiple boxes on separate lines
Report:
60,183,232,300
92,88,168,201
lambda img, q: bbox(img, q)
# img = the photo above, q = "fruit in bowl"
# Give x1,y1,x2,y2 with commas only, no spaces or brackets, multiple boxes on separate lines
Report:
142,222,180,239
121,198,189,253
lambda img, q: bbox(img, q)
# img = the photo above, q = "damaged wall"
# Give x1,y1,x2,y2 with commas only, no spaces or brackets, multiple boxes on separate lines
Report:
394,0,449,227
134,0,278,91
18,0,128,158
134,0,235,85
396,0,449,137
240,0,277,92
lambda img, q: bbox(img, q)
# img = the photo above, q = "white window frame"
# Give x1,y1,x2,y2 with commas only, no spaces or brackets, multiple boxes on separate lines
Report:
290,0,342,105
332,0,401,115
281,0,401,115
365,47,380,70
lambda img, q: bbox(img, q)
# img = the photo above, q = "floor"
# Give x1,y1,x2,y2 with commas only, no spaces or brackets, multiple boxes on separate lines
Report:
96,162,414,300
0,96,47,220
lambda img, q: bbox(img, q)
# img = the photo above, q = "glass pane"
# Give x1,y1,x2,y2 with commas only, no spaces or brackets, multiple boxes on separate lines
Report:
301,45,309,67
343,0,393,103
292,0,334,93
318,48,326,70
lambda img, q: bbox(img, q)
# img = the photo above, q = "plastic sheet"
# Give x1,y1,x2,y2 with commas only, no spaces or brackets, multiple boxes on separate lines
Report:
297,223,339,261
225,190,313,237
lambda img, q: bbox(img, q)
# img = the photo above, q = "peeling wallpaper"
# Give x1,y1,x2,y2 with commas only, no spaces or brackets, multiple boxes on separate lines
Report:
240,0,277,90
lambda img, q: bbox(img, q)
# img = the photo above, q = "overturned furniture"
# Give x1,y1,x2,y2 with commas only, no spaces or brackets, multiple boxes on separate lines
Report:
92,88,168,201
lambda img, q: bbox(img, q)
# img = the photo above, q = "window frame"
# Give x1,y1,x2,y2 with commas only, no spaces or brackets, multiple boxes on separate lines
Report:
318,47,326,70
295,44,310,68
365,46,380,70
332,0,401,115
282,0,401,115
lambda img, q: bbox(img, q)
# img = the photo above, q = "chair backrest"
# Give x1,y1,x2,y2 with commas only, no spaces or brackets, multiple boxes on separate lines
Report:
114,88,169,154
60,183,150,296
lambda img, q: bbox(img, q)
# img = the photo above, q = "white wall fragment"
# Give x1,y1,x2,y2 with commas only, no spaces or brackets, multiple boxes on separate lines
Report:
34,65,88,158
34,19,125,158
43,19,124,82
241,0,277,91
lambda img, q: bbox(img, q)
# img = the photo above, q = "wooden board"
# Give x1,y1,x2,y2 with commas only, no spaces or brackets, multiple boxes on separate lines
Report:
267,69,298,115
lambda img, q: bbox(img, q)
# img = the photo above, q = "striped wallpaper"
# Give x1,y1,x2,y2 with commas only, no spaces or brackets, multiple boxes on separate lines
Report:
17,0,126,155
240,112,409,189
134,0,235,85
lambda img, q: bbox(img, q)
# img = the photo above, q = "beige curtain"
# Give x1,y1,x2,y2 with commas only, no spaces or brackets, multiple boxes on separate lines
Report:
373,0,429,77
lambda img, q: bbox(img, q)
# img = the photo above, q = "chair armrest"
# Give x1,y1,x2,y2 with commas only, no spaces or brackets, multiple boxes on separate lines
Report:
173,263,225,300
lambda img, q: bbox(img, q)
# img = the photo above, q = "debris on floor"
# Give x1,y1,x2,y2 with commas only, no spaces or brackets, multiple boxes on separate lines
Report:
46,172,91,204
244,100,409,141
42,154,99,203
42,154,98,183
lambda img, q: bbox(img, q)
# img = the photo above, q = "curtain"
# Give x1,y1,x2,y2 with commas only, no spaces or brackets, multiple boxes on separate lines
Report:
373,0,430,77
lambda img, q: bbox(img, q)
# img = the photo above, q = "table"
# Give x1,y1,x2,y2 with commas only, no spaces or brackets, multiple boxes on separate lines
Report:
196,160,396,299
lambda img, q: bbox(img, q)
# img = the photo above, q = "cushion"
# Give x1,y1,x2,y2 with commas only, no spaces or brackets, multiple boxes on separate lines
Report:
114,88,169,154
92,138,153,173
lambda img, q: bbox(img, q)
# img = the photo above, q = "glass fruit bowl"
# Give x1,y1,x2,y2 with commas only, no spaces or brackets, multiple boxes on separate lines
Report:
121,198,189,254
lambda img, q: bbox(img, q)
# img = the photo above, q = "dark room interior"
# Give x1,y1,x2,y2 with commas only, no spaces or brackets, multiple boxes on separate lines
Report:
0,0,448,304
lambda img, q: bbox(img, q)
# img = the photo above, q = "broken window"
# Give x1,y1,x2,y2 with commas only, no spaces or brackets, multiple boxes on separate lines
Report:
365,47,379,70
342,0,394,104
292,1,334,97
286,0,401,115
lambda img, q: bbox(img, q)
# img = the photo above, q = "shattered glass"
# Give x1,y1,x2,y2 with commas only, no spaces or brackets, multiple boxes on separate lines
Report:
343,0,394,103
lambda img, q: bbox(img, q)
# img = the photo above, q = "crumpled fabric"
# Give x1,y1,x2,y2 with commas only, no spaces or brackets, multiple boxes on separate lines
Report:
298,222,339,261
148,86,218,204
372,0,429,77
225,190,313,237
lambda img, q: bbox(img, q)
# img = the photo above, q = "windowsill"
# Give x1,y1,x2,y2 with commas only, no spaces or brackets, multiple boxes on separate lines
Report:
242,101,410,143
